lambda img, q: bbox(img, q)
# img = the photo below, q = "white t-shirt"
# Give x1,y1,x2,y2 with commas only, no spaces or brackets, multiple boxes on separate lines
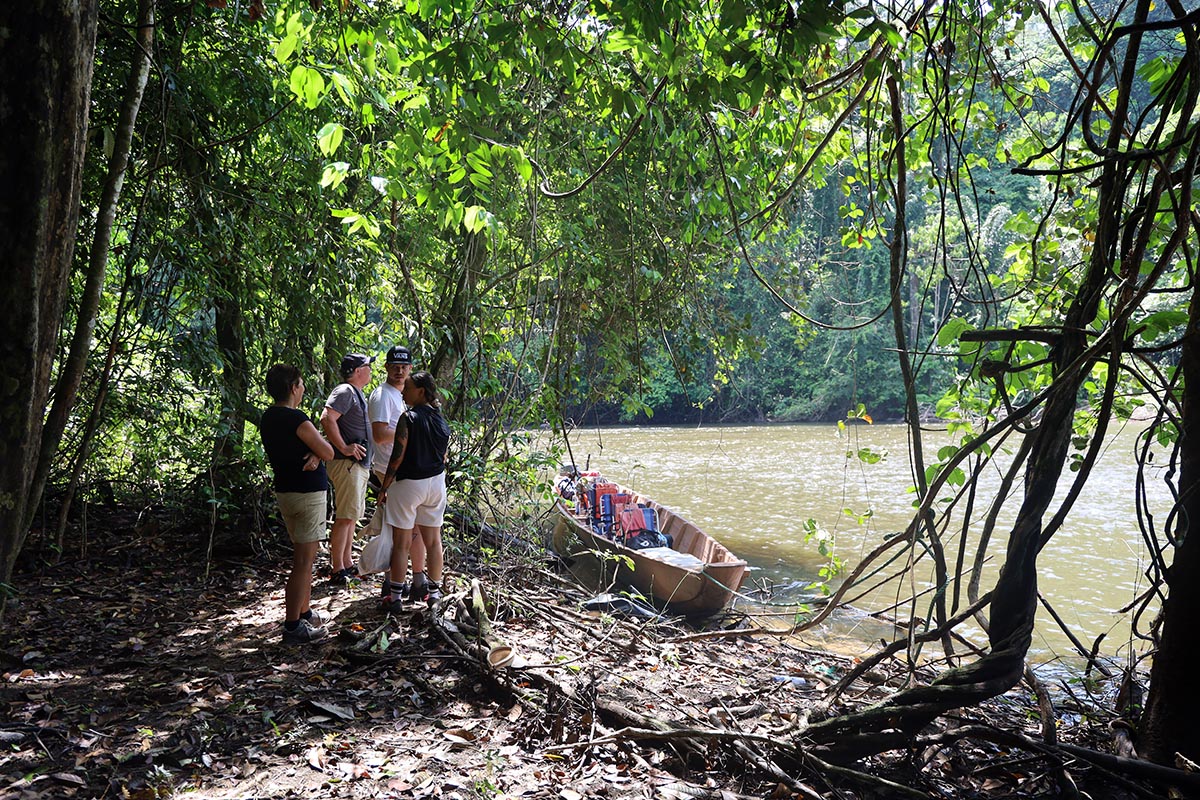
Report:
368,382,407,475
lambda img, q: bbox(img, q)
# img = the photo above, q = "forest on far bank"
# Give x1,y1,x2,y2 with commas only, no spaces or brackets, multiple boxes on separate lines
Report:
9,0,1200,788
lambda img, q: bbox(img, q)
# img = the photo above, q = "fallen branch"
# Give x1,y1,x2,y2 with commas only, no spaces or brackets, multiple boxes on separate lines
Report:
802,751,930,799
433,583,825,795
919,724,1197,799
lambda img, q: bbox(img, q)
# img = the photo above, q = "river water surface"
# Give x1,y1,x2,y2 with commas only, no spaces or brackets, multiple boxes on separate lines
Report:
566,421,1172,669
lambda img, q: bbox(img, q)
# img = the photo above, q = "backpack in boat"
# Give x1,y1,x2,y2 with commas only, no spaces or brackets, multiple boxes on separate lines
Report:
627,530,673,550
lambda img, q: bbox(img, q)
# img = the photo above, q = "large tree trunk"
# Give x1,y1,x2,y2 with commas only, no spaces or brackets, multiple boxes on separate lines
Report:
0,0,98,597
40,0,156,550
1119,0,1200,765
31,0,154,528
1138,275,1200,763
213,253,248,465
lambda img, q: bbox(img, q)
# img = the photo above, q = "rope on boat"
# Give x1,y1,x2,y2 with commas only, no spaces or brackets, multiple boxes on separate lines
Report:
700,569,832,611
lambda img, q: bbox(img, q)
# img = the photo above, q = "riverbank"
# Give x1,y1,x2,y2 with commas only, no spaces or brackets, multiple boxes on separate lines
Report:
0,505,1152,799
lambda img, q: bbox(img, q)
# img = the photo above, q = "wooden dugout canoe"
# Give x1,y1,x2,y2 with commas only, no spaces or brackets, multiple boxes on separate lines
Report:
552,483,749,616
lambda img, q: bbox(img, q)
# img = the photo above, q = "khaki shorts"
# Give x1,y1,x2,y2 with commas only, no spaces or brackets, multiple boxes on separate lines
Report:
276,491,328,544
382,472,447,530
327,459,368,521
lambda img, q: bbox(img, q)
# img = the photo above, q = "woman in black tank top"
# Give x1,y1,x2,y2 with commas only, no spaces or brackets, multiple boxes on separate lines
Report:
378,371,451,611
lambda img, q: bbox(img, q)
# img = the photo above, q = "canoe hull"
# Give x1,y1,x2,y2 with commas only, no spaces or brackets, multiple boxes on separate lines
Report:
553,492,747,616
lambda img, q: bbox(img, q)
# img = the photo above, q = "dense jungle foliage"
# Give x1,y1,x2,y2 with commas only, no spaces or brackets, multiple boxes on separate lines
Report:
51,0,1065,515
11,0,1200,774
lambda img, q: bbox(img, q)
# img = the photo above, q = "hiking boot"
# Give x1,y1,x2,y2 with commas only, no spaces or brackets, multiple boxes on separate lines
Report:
424,583,442,605
380,580,407,597
328,567,358,588
382,596,406,615
282,618,327,645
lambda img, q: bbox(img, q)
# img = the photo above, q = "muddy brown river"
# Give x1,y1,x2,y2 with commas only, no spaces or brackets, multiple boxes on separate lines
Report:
565,421,1170,670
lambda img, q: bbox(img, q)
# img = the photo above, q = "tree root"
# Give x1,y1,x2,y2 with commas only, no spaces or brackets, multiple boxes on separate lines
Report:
427,583,830,797
918,724,1200,799
418,577,1183,799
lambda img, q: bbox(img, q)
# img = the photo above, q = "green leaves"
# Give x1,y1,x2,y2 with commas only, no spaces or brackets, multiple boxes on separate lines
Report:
937,317,973,348
331,208,380,238
289,65,326,109
320,161,350,188
273,11,310,64
275,33,299,64
461,204,492,234
854,18,905,49
464,147,493,189
316,122,344,156
1137,309,1188,342
854,448,882,464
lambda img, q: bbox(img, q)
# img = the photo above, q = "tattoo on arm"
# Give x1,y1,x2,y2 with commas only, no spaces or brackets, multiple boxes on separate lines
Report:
386,423,409,475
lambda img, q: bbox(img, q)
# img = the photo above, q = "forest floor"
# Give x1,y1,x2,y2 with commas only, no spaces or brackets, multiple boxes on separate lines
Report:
0,506,1157,800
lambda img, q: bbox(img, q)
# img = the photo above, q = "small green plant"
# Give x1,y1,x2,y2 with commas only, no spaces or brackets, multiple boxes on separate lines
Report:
145,764,175,798
802,518,845,587
791,604,814,626
591,549,635,573
472,778,499,799
470,749,504,798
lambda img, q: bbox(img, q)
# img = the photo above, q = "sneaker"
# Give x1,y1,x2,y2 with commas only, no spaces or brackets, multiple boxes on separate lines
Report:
302,609,323,627
382,596,406,615
425,583,442,604
328,568,358,588
380,579,400,597
282,618,327,645
381,580,408,598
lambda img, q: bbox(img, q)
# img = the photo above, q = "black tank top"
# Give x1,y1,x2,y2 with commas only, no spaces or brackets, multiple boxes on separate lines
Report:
396,404,450,480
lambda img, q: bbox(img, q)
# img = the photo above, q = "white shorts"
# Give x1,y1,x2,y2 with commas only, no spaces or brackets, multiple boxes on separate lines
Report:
382,472,447,530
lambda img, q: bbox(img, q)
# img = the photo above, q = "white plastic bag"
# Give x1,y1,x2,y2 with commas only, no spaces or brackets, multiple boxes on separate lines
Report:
357,510,391,573
365,504,384,534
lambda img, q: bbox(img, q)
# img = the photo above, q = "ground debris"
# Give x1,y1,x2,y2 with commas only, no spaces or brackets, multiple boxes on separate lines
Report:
0,506,1150,799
